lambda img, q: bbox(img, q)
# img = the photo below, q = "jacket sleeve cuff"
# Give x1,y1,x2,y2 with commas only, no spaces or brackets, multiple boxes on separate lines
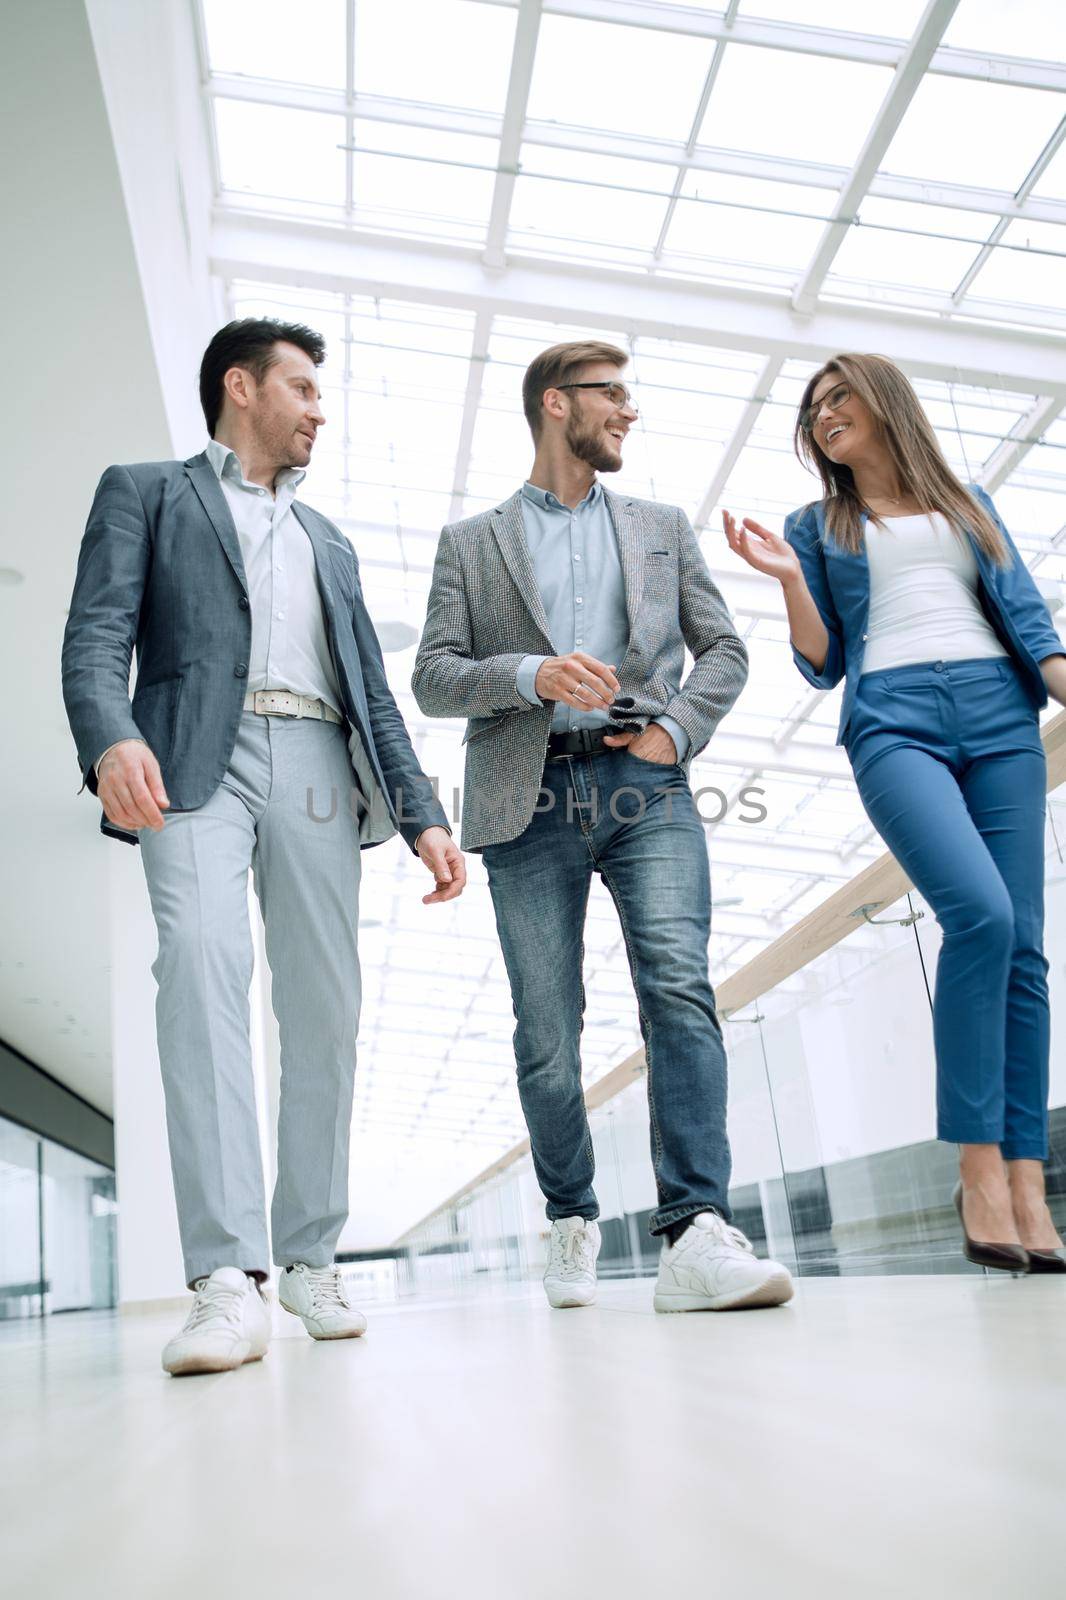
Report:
652,716,689,762
516,655,548,706
791,628,844,690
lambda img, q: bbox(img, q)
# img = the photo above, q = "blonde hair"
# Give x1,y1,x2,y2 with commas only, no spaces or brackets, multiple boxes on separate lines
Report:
522,339,628,440
794,353,1009,566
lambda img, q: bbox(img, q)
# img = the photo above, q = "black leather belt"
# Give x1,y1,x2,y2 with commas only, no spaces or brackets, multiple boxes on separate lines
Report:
546,728,617,760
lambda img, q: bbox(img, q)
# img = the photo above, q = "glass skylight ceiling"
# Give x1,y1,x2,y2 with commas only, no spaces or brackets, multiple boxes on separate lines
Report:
198,1,1066,1184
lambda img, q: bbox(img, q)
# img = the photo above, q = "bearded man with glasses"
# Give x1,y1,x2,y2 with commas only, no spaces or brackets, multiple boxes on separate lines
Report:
413,339,794,1314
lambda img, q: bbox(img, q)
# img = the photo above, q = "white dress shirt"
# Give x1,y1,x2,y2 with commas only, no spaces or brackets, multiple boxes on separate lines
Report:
96,442,343,775
205,438,342,713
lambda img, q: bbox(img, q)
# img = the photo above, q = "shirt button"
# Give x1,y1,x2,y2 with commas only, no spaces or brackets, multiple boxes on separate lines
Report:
573,554,582,562
934,661,944,672
575,597,583,605
276,611,285,620
234,664,248,678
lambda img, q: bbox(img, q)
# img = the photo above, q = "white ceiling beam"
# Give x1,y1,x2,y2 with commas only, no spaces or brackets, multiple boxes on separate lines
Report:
449,309,493,520
213,211,1066,396
978,395,1066,493
205,77,1066,226
792,0,960,315
773,689,827,751
692,354,783,532
951,115,1066,306
478,0,1066,92
651,0,739,262
484,0,543,268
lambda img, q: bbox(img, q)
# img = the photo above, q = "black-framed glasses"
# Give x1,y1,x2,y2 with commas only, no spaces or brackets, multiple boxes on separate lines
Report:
557,380,639,415
800,381,851,434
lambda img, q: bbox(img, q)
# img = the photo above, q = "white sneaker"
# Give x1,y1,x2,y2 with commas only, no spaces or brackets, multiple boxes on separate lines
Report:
161,1267,271,1376
278,1263,367,1339
543,1217,600,1308
653,1212,794,1313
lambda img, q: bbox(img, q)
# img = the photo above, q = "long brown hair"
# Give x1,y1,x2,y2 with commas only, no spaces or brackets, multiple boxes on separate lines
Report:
794,353,1009,565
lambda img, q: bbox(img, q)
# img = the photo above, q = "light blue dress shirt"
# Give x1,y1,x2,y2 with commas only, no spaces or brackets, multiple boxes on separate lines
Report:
515,480,689,757
206,438,342,714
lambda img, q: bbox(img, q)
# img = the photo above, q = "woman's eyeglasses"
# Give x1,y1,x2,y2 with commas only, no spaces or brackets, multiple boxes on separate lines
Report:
800,381,851,434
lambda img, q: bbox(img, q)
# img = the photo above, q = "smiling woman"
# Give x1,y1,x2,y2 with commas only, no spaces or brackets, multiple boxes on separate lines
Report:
793,353,1009,562
723,349,1066,1280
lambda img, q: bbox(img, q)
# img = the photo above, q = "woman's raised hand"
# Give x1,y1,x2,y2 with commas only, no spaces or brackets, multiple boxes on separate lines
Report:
722,510,801,588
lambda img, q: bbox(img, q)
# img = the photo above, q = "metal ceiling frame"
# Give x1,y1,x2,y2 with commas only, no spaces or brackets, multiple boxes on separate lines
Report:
206,74,1066,228
212,212,1066,394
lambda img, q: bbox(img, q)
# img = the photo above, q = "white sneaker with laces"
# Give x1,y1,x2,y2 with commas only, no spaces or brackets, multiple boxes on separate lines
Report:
654,1212,794,1313
161,1266,271,1376
277,1263,367,1339
543,1217,600,1308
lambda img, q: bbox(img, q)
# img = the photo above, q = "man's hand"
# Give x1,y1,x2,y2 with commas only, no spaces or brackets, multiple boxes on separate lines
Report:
534,652,619,710
602,723,678,764
416,826,467,905
97,740,169,831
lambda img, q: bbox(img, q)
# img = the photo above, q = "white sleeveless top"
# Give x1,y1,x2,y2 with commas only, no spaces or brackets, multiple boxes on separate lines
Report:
861,512,1007,674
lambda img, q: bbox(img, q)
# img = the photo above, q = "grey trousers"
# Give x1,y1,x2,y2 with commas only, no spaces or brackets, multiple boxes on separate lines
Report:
140,712,363,1286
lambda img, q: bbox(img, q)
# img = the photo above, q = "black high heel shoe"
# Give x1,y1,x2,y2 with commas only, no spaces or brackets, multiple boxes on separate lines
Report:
1025,1248,1066,1274
953,1183,1030,1274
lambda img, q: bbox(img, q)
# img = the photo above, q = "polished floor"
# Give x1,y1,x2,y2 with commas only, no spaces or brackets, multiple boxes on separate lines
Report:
2,1275,1064,1599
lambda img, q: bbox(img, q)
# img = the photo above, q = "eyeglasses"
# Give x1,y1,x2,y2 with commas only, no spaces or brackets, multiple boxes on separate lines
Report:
800,381,851,434
556,381,639,415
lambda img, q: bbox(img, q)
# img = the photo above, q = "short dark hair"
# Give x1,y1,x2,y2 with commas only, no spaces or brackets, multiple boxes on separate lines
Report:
522,339,628,440
199,317,327,435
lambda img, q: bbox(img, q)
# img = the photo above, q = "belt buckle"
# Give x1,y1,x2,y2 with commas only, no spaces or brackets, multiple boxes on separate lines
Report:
256,691,299,718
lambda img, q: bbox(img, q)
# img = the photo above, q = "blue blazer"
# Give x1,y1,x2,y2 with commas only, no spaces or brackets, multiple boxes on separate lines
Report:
784,484,1063,743
61,452,447,849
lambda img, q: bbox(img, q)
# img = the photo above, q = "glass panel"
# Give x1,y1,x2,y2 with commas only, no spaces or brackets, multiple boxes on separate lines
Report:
508,148,673,259
736,0,930,33
662,171,832,288
351,122,499,243
0,1119,41,1319
527,14,716,142
697,46,893,166
879,76,1064,192
354,0,517,114
214,99,347,214
202,0,347,89
40,1143,117,1313
829,197,993,295
962,219,1066,314
942,0,1066,62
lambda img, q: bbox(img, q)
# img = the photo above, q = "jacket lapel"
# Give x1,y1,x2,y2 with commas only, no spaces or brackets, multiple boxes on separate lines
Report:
291,501,336,608
605,490,645,640
490,491,554,646
184,453,247,594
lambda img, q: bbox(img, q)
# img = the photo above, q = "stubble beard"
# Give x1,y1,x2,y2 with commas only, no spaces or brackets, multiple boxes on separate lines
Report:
564,410,622,474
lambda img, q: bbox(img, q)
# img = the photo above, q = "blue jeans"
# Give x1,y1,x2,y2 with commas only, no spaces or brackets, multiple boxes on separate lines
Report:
482,749,731,1234
847,658,1049,1158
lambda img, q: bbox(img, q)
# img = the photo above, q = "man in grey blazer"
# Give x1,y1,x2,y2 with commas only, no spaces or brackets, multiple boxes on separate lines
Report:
63,318,464,1374
414,340,792,1314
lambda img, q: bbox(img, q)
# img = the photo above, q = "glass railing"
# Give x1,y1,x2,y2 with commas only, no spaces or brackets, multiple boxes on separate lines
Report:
395,724,1066,1291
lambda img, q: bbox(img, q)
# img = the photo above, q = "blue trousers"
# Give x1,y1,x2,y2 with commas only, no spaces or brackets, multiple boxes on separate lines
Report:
846,658,1049,1158
482,749,731,1234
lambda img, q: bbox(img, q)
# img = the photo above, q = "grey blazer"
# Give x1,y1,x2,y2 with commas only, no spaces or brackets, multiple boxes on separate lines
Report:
62,452,447,849
412,487,748,849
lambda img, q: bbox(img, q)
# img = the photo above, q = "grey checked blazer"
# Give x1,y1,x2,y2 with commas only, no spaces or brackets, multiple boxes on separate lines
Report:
412,487,748,849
